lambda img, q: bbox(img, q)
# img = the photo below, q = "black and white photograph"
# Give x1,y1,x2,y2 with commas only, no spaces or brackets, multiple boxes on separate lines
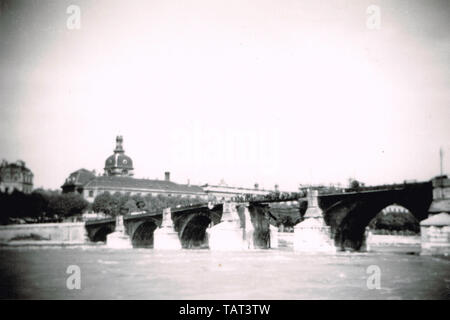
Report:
0,0,449,306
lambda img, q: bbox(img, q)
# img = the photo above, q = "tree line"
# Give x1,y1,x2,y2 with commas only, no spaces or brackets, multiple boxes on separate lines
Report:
0,189,88,224
0,189,206,224
91,192,205,216
368,210,420,233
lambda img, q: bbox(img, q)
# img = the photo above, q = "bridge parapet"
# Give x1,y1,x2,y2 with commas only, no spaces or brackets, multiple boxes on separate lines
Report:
420,176,450,255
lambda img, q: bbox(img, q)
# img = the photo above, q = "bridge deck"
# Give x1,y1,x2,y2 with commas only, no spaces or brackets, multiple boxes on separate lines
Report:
85,202,218,226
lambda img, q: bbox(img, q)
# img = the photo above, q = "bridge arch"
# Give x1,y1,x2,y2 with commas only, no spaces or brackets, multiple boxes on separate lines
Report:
131,220,158,248
92,225,114,242
179,212,212,249
368,203,420,233
324,191,429,251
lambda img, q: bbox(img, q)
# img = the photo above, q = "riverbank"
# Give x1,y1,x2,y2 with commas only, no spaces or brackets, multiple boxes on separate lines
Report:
0,240,90,248
0,222,88,247
277,232,421,250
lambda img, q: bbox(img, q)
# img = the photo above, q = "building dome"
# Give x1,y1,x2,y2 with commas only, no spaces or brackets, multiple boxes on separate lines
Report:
104,136,134,176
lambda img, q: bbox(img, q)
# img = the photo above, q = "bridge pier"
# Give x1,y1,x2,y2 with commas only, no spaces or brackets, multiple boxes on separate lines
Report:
420,176,450,255
154,208,182,250
207,202,247,250
294,190,336,253
242,205,256,249
270,224,279,249
106,216,132,249
359,227,371,252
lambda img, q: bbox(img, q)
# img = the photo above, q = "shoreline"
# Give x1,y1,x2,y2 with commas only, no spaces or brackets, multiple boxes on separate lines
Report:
0,240,94,247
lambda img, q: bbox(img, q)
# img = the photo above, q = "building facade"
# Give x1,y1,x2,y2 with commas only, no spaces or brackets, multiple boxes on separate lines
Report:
61,136,207,202
0,160,34,194
62,136,276,203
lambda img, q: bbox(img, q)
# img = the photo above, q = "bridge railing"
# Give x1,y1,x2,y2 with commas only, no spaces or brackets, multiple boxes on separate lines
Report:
233,192,305,204
341,181,429,193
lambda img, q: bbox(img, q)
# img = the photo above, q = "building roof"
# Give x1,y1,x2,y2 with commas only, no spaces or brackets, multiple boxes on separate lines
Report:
0,160,33,174
84,176,205,194
420,212,450,226
62,168,96,187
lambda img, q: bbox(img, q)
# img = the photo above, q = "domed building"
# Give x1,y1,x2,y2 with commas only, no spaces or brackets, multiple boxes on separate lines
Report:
62,136,272,204
104,136,134,177
61,136,207,203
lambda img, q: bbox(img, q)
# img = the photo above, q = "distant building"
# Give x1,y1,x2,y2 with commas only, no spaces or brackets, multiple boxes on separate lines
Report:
81,174,206,203
61,136,207,202
381,204,410,215
62,136,280,203
103,135,134,177
0,160,34,194
61,168,96,194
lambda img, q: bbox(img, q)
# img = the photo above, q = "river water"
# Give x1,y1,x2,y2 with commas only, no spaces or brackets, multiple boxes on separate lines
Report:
0,245,449,300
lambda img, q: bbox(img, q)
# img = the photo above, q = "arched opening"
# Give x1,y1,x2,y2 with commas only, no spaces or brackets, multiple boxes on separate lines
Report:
180,215,211,249
368,203,420,234
366,203,421,252
132,221,158,248
334,200,421,251
93,226,114,242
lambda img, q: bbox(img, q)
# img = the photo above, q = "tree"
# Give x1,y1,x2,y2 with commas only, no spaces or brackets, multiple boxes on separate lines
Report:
92,192,113,215
143,194,204,213
369,210,420,233
0,189,87,224
47,193,88,217
123,199,138,213
63,193,89,217
28,191,48,218
132,194,146,210
92,192,205,217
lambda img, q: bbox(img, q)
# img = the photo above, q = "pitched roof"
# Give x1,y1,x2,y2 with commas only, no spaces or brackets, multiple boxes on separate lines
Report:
0,162,32,173
62,169,96,187
83,176,205,194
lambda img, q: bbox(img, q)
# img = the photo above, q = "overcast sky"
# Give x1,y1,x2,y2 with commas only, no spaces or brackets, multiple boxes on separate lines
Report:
0,0,449,191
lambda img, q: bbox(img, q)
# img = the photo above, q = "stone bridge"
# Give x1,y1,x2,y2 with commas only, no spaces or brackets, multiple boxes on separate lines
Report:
85,202,279,249
84,181,434,251
316,181,433,250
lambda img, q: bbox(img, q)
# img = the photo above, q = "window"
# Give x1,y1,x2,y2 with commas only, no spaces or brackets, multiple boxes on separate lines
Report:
89,190,94,197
